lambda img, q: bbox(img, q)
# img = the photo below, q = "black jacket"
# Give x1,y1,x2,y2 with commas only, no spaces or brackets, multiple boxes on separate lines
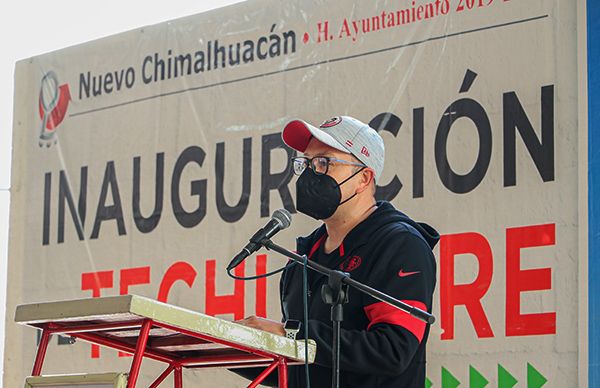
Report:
234,201,438,387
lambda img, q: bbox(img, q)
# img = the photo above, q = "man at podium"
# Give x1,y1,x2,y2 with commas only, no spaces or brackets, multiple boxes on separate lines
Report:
234,116,439,388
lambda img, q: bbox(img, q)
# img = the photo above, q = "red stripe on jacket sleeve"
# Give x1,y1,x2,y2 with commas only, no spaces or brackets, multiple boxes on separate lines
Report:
364,300,428,343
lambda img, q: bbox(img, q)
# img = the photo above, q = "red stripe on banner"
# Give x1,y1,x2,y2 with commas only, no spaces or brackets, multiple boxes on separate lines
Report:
364,300,428,343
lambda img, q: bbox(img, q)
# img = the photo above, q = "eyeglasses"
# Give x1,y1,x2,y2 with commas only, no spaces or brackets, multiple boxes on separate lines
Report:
291,156,366,176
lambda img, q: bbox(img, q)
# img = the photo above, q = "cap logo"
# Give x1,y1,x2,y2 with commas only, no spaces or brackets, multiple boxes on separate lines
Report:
345,140,353,147
320,116,342,128
361,146,370,157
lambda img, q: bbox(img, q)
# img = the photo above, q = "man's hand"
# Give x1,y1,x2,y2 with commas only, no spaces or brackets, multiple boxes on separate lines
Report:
235,316,285,336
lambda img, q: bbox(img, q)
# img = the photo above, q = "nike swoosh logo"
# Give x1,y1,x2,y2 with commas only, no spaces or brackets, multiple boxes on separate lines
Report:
398,269,421,278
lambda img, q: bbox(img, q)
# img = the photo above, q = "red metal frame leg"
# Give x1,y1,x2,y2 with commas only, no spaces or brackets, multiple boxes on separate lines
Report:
127,319,153,388
174,366,183,388
247,359,279,388
31,329,51,376
149,364,175,388
277,357,288,388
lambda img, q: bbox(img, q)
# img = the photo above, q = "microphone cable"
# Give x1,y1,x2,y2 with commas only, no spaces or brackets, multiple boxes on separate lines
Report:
302,253,311,388
226,264,287,280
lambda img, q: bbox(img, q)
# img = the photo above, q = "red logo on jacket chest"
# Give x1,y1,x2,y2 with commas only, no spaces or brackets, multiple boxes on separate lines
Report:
339,255,362,272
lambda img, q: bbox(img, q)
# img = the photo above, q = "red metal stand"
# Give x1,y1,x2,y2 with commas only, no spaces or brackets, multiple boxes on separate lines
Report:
31,328,51,376
28,319,293,387
278,357,288,387
149,365,175,388
247,359,279,388
174,366,183,388
127,319,152,388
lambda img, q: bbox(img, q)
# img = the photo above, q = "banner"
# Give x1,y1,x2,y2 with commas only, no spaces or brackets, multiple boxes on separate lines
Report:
6,0,585,386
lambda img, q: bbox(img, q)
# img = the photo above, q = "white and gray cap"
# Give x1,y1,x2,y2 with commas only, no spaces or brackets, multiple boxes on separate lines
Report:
282,116,385,181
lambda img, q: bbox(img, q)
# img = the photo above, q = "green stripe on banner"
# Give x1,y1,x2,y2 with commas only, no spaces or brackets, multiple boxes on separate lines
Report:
469,365,489,388
527,363,547,388
425,377,433,388
498,364,518,388
441,367,460,388
428,363,548,386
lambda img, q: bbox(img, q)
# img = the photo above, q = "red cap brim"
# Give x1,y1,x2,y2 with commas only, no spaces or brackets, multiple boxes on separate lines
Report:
282,120,313,152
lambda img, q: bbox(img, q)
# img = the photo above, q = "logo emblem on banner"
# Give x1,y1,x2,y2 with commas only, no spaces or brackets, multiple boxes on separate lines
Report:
37,71,71,147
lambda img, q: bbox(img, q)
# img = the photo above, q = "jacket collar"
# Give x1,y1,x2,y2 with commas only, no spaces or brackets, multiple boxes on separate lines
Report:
296,201,392,258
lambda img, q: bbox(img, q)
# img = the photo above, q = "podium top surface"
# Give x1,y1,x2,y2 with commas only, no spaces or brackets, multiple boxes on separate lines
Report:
15,295,315,366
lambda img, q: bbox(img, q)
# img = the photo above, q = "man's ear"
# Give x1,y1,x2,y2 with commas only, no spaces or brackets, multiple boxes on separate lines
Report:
356,168,375,194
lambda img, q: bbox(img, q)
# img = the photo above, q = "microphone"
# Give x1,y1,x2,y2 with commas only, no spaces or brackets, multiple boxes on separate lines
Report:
227,209,292,271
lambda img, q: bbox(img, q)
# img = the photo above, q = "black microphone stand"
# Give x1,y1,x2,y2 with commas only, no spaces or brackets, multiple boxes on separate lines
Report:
260,238,435,388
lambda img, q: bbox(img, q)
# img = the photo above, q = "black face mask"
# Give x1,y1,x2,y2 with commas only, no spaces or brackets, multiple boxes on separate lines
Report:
296,167,364,220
